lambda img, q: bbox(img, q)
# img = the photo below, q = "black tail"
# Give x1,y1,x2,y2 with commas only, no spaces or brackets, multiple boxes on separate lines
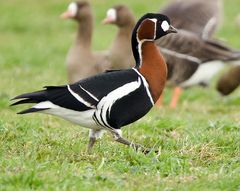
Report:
11,90,47,105
17,108,48,114
11,89,48,114
11,85,68,114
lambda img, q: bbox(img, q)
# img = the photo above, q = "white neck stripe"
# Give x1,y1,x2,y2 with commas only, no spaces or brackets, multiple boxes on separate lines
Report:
132,68,154,105
136,19,157,67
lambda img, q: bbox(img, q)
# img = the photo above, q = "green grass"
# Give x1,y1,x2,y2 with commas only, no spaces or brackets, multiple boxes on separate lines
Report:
1,0,240,190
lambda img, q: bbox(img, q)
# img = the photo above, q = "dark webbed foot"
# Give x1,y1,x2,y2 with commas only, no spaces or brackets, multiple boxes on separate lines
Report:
113,130,157,155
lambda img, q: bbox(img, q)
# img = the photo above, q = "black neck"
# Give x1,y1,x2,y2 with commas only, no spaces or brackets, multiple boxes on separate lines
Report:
131,25,141,68
131,13,161,68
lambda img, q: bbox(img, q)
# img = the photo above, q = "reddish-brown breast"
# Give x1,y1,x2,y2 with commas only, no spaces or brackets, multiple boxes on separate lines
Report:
139,42,167,103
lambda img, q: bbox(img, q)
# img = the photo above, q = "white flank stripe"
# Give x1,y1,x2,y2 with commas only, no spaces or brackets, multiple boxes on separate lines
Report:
132,68,154,105
161,48,202,64
67,85,95,108
79,85,99,101
95,78,142,128
33,102,101,130
181,60,224,88
33,101,58,109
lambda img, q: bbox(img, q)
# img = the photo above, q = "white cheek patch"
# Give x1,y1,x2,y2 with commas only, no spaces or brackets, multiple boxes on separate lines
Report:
68,2,78,17
161,20,170,32
106,8,117,21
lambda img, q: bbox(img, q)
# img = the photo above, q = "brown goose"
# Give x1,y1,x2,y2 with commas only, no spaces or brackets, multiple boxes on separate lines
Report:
159,0,223,107
157,31,240,88
102,5,135,69
161,0,223,39
217,65,240,95
61,1,110,83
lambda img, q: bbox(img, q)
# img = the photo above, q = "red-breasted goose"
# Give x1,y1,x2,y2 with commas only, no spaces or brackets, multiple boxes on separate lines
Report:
11,14,177,153
61,1,110,83
102,5,136,69
216,65,240,95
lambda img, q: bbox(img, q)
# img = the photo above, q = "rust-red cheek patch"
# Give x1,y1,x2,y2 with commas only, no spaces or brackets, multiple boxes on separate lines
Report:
137,19,155,41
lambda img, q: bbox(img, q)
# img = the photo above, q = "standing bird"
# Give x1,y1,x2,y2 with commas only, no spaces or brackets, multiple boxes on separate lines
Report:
61,1,110,83
11,13,177,153
216,65,240,96
102,5,136,69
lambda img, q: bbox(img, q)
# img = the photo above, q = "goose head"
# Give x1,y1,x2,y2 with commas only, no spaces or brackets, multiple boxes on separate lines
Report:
102,5,135,27
133,13,177,42
61,1,92,22
132,13,177,67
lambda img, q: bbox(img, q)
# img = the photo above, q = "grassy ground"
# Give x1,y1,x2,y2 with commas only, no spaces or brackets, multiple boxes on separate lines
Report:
0,0,240,190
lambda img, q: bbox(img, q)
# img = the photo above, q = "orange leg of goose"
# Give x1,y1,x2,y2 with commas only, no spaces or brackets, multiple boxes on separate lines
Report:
169,86,182,109
155,94,163,108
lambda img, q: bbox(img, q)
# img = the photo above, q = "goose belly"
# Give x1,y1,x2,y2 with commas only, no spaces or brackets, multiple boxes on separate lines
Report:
35,101,100,130
180,61,224,88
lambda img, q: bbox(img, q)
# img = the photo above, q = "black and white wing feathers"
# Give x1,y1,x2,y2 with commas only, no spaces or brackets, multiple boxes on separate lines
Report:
12,69,154,129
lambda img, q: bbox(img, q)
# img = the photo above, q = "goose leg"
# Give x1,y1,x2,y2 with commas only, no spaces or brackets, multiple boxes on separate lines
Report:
88,137,96,153
87,129,104,153
112,130,152,154
169,86,182,109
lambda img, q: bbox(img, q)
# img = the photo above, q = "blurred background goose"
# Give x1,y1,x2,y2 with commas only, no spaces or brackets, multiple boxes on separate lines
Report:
216,65,240,96
158,0,225,107
61,1,110,83
157,29,240,108
161,0,223,39
102,5,135,69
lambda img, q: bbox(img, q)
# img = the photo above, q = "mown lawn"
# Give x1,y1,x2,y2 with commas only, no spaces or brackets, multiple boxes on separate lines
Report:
0,0,240,190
